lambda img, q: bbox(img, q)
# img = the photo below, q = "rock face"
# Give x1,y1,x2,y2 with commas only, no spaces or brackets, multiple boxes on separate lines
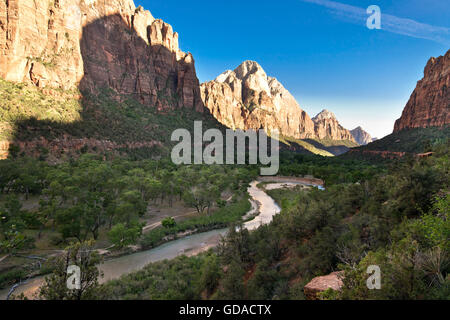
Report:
394,50,450,132
201,61,316,139
0,0,203,112
350,126,374,145
201,61,357,142
312,110,356,142
303,271,344,300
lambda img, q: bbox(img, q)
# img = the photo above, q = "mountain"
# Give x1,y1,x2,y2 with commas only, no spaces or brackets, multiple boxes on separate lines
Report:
346,50,450,160
312,110,356,142
394,50,449,132
201,61,316,139
350,126,375,145
0,0,220,160
201,61,357,146
0,0,203,112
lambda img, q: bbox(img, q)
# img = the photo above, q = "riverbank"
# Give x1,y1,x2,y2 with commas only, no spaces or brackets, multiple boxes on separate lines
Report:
0,177,322,300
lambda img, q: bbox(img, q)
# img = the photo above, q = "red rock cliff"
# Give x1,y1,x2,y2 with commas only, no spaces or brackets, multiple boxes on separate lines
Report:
394,50,450,132
0,0,204,112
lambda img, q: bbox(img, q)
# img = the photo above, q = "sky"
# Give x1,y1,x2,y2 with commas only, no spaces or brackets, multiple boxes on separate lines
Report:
135,0,450,138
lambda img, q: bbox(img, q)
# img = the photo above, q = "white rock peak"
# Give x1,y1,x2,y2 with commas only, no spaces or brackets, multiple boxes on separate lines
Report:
313,109,337,122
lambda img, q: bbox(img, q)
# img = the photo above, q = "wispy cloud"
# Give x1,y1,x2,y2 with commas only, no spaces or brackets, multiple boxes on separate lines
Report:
301,0,450,46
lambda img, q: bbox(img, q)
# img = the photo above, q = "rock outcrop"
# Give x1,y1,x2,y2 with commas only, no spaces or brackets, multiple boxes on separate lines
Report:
350,126,375,145
0,0,203,111
201,61,316,139
304,271,344,300
394,50,450,132
312,110,356,142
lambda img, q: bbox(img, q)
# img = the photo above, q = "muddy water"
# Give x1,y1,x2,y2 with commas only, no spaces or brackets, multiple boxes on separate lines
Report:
0,178,321,300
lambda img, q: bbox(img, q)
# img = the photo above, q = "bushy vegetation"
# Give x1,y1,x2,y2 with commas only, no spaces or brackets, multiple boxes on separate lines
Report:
102,142,449,300
103,252,221,300
351,126,450,154
0,155,256,250
278,151,382,186
140,197,251,249
0,79,224,158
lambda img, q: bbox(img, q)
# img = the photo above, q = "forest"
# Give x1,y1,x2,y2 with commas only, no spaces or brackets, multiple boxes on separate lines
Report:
2,140,446,300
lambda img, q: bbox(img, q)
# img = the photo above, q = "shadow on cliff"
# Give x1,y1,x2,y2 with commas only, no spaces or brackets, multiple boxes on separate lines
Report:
6,14,215,160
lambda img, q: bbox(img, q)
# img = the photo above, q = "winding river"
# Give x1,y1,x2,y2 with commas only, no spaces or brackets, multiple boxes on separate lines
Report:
0,177,322,300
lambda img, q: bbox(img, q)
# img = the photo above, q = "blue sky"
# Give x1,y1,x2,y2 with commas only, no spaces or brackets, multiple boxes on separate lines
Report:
135,0,449,138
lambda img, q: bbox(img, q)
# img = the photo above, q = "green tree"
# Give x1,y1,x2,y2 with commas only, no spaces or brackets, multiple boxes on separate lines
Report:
161,217,176,228
108,223,142,248
38,241,104,300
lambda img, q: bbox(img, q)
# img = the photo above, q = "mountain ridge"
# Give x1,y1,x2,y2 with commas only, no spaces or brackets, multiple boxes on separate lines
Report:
394,50,450,132
201,61,357,144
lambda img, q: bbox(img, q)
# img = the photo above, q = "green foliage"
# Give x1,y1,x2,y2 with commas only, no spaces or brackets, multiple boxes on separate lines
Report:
278,151,382,186
141,196,251,249
108,142,448,301
108,223,143,248
38,241,104,300
0,79,225,158
161,217,176,229
103,252,218,300
351,126,450,154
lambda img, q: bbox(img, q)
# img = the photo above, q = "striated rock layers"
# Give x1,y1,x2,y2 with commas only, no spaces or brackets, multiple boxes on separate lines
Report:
394,50,450,132
0,0,204,111
312,110,356,142
350,126,375,145
201,61,316,139
201,61,356,142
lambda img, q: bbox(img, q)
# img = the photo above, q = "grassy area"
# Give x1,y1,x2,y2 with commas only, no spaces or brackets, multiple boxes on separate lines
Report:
280,135,358,157
280,136,334,156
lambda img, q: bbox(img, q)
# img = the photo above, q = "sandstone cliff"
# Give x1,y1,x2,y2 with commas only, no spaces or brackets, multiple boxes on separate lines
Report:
350,126,374,145
200,61,316,139
0,0,204,112
312,110,356,142
394,50,450,132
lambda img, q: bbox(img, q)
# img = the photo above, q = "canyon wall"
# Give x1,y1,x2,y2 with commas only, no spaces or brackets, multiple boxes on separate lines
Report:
394,50,449,132
0,0,204,111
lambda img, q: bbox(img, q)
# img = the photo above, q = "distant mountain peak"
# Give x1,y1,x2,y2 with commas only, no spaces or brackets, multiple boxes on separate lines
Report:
312,109,336,122
350,126,374,145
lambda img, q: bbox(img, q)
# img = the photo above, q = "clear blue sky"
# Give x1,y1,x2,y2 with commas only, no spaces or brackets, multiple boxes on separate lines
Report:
135,0,449,138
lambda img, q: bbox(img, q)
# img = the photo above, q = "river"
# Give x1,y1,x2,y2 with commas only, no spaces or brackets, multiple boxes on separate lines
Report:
0,177,323,300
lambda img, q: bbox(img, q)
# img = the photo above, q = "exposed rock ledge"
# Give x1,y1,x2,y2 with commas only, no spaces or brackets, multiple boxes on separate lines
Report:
304,271,344,300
